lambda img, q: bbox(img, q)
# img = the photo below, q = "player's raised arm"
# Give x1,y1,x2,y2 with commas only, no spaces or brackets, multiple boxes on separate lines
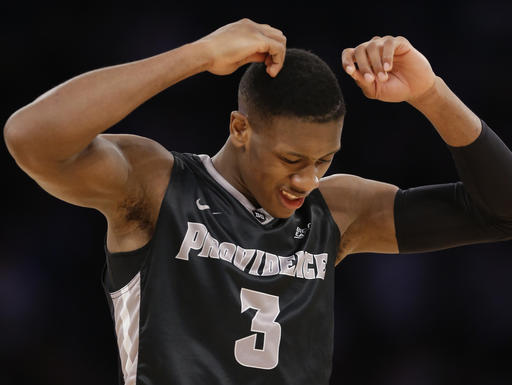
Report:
326,36,512,263
3,18,286,214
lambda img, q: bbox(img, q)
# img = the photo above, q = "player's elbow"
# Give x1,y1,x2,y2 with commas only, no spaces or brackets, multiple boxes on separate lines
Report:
4,111,27,161
476,206,512,240
457,181,512,234
476,198,512,230
4,109,46,172
495,209,512,236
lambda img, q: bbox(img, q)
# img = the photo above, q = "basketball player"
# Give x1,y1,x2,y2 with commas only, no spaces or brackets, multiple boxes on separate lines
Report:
4,18,512,385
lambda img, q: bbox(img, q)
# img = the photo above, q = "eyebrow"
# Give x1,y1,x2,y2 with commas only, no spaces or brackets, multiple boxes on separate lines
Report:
284,148,341,159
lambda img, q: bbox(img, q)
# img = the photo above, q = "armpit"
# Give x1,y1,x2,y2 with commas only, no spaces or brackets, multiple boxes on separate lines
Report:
117,189,155,236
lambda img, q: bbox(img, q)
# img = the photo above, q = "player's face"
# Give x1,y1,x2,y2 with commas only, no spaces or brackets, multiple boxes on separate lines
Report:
240,115,343,218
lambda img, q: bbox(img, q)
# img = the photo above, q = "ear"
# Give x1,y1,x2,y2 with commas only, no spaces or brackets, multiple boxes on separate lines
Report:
229,111,251,149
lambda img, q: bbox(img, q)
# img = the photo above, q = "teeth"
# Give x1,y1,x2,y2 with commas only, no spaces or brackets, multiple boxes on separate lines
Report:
281,190,299,200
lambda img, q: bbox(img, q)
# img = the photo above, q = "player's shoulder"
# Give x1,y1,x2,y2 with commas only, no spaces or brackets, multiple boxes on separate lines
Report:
319,173,366,201
318,173,372,234
319,172,397,211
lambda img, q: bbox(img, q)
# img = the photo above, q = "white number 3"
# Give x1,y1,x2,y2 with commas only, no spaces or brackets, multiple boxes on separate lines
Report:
234,288,282,370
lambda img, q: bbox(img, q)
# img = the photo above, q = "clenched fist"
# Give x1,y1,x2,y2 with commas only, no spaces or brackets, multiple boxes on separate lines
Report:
342,36,436,103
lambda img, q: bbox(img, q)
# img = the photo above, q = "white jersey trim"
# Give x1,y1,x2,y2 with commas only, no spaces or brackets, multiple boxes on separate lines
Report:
110,272,141,385
198,154,274,225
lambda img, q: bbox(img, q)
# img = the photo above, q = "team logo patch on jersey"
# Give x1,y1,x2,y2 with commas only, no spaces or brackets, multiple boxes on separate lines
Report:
253,210,266,223
294,223,311,239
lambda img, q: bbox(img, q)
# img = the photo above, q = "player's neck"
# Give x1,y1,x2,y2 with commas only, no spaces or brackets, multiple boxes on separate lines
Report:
211,143,258,207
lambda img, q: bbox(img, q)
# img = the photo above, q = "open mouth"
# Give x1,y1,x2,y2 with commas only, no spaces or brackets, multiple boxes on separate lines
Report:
279,189,305,210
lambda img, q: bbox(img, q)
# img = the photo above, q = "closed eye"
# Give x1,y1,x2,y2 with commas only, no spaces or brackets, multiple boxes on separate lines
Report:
280,157,301,164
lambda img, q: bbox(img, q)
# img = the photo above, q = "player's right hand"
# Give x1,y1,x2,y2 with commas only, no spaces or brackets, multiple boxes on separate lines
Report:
198,18,286,77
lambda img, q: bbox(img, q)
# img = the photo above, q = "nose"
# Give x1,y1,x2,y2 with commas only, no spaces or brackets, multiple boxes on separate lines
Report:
290,165,320,193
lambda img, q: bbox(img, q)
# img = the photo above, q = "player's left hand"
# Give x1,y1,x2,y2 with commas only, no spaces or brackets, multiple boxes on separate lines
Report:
341,36,436,103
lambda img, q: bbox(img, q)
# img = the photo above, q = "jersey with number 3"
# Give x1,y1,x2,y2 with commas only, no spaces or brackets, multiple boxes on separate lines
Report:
103,151,341,385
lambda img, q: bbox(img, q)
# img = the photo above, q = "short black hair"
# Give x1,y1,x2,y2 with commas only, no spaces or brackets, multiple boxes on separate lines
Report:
238,48,345,125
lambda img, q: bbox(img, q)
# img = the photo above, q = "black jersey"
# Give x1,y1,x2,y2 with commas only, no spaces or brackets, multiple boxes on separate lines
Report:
103,151,341,385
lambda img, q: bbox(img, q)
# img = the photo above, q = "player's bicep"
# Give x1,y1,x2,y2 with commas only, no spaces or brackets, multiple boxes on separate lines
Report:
343,177,399,255
23,134,131,212
320,174,399,261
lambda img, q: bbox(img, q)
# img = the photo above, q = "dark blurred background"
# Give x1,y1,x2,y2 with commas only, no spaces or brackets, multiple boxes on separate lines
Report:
2,0,512,384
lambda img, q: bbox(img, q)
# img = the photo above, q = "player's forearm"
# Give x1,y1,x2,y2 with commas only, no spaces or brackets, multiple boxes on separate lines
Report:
409,76,512,220
408,76,482,147
4,41,211,164
394,78,512,254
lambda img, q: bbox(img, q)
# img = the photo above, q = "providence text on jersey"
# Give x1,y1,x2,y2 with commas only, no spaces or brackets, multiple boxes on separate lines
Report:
175,221,329,280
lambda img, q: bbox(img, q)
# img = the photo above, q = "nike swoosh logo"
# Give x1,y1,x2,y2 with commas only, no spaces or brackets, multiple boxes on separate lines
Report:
196,199,210,211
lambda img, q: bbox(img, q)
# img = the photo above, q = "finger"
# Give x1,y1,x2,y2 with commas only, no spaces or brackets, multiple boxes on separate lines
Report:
351,70,376,100
259,26,287,77
259,37,286,77
354,44,375,83
341,48,368,86
341,50,365,82
381,36,395,72
236,35,285,75
341,48,356,75
341,48,374,96
260,24,287,44
366,39,388,82
265,54,273,68
349,68,366,85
